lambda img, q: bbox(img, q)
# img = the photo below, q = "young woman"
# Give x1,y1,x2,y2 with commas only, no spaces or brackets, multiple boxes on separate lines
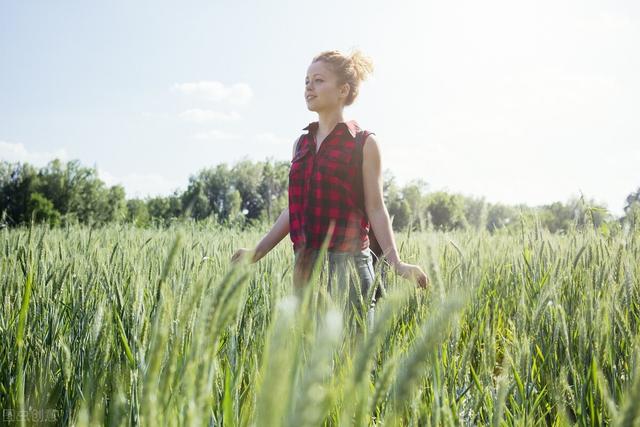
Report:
232,49,429,311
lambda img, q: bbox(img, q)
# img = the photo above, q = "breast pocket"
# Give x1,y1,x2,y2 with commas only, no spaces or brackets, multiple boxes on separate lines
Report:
289,145,311,183
317,149,354,182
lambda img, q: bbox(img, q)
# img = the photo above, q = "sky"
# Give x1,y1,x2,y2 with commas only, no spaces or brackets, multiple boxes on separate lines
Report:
1,0,638,217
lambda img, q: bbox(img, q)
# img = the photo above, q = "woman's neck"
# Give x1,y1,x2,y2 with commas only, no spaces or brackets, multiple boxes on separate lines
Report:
317,109,345,136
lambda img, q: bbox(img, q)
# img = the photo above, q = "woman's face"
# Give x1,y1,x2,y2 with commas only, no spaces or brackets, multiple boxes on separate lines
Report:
305,61,349,112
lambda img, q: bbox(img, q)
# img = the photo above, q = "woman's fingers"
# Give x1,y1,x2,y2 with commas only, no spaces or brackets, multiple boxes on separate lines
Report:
231,248,257,264
396,263,430,288
231,248,248,264
408,266,428,288
417,269,429,288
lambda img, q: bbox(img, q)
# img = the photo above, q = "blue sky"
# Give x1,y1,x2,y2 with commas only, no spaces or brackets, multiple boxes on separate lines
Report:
1,0,638,216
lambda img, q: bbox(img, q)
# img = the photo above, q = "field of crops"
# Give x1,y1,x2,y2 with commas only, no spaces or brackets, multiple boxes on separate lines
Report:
1,220,639,426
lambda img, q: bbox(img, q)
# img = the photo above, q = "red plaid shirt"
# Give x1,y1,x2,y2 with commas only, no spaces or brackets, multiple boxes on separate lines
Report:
288,120,374,252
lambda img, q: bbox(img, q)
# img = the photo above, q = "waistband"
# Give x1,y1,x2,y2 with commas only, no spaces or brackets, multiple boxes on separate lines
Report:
293,245,372,257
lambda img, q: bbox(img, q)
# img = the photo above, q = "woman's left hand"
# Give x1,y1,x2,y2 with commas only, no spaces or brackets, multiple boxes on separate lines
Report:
394,262,430,288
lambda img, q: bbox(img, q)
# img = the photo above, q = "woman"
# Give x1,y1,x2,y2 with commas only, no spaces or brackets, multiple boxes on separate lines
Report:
232,49,429,314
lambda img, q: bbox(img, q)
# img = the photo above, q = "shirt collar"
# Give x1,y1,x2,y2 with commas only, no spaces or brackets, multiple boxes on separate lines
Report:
302,120,360,138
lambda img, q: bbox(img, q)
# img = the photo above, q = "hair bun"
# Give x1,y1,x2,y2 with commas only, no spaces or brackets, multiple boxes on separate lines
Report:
349,49,374,82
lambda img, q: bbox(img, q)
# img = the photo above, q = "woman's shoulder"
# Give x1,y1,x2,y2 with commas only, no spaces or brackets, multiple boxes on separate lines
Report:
355,128,376,145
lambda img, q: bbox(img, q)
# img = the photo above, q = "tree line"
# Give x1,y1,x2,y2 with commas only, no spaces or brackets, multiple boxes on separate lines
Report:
1,158,639,233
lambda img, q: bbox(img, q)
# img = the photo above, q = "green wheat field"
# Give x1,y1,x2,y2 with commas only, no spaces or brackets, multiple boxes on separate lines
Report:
1,219,639,426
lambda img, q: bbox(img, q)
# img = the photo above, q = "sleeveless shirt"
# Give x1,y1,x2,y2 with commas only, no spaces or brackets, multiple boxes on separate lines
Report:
288,120,374,252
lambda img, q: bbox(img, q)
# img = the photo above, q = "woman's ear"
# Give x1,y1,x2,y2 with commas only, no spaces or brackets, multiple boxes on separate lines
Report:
339,82,351,99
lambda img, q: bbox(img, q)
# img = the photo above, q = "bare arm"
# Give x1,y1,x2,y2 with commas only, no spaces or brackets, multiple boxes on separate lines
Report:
231,137,298,264
362,134,429,287
362,135,401,267
249,207,289,262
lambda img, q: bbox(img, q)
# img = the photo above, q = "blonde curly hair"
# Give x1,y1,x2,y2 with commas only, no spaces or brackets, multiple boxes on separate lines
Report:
312,49,374,106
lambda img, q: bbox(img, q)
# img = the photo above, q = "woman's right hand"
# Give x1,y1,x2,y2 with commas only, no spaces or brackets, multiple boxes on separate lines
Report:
231,248,255,264
394,262,430,288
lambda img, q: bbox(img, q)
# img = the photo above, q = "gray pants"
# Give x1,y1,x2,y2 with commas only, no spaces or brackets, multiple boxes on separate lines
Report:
293,247,382,326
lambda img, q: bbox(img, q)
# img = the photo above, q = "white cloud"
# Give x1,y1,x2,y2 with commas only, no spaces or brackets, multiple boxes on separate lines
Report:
193,129,241,141
0,140,69,166
179,109,241,123
97,169,184,199
172,81,253,106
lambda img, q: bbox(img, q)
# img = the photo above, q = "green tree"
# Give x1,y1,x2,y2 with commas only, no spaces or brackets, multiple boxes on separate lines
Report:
27,192,61,227
104,185,127,223
624,187,640,213
147,192,183,226
623,188,640,231
382,171,410,230
126,199,151,227
538,201,574,233
182,164,233,221
37,159,124,226
232,159,264,220
624,201,640,231
425,192,468,231
462,195,488,232
182,180,211,220
401,179,428,231
226,189,244,227
37,159,70,215
258,159,289,223
486,203,518,232
537,196,611,233
0,162,40,225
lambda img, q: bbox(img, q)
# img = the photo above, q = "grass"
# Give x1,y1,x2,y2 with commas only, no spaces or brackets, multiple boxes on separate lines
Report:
0,218,638,425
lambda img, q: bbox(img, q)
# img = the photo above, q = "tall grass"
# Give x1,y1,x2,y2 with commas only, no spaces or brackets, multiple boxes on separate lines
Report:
0,218,638,425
